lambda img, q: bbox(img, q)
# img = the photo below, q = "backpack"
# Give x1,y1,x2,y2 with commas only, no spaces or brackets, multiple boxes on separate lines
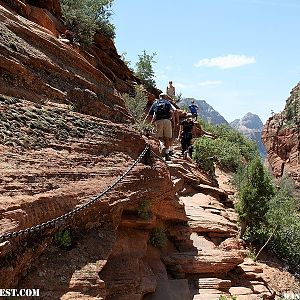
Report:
189,104,198,115
154,99,171,120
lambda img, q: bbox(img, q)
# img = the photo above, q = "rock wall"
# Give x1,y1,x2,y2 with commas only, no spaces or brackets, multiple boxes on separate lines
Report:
0,0,158,124
0,1,286,299
262,82,300,188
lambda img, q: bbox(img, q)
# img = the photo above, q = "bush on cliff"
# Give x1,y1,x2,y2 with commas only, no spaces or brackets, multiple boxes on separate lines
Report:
123,85,152,132
134,50,157,88
235,157,275,238
61,0,115,45
192,120,259,173
265,177,300,272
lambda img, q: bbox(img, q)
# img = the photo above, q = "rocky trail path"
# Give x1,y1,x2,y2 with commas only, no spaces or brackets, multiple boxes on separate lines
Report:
163,145,276,300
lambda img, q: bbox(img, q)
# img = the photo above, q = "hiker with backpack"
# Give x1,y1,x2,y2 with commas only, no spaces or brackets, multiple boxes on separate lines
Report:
178,113,196,156
146,93,175,161
189,100,199,121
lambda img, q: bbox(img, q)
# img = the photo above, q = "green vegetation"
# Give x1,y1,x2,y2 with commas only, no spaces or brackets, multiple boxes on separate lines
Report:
192,120,258,173
246,244,257,260
174,92,183,103
265,177,300,270
235,157,275,238
54,229,72,249
192,118,299,273
286,100,299,123
61,0,115,45
219,296,237,300
120,52,133,70
138,199,151,220
123,85,153,132
149,227,167,247
235,168,300,272
134,50,157,88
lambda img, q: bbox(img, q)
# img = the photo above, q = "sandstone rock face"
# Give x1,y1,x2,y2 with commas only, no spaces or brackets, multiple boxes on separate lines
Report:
0,2,284,299
0,2,148,123
262,81,300,188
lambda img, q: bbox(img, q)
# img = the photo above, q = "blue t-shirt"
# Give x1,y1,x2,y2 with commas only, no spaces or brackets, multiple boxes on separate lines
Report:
189,104,198,115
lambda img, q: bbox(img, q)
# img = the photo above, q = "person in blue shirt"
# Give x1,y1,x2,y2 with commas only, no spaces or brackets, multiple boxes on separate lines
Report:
188,100,199,121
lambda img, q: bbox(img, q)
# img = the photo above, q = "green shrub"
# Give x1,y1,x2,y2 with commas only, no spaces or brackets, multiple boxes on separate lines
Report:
192,137,215,174
134,50,157,88
265,177,300,271
214,138,241,170
193,119,259,175
150,228,167,247
54,229,72,249
138,199,151,220
219,296,237,300
123,85,153,132
61,0,115,45
246,244,257,260
198,120,259,162
235,157,275,238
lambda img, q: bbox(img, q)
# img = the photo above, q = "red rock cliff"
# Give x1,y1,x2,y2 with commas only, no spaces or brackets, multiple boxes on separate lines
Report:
0,1,282,299
262,82,300,188
0,0,160,123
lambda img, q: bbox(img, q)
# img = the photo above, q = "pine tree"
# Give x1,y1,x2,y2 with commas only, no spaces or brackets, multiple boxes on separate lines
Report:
235,158,275,238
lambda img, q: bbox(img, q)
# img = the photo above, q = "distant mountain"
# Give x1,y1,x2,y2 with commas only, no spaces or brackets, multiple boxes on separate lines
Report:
179,98,228,125
230,112,266,157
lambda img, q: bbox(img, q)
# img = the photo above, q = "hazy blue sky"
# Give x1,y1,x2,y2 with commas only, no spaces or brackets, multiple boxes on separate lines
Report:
112,0,300,123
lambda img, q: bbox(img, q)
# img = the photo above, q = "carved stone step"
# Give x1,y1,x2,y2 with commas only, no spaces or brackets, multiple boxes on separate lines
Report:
196,277,231,290
162,249,244,275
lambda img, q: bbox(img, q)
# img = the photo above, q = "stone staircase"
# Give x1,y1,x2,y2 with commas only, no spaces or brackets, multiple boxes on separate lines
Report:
166,149,275,300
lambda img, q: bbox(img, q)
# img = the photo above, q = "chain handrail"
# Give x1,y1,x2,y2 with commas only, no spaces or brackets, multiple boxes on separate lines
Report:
150,149,169,166
0,144,150,242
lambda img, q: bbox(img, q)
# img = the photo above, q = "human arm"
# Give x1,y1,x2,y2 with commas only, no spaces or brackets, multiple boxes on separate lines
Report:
144,102,155,123
178,123,182,139
151,112,156,124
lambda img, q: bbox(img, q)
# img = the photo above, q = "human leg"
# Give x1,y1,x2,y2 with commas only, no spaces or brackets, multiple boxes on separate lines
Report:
155,120,166,155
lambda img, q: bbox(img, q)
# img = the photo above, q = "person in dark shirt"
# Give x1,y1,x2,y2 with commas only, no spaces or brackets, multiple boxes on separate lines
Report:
178,113,195,155
146,93,174,160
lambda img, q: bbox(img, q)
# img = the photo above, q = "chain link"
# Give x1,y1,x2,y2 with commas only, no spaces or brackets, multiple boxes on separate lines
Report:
150,149,169,166
0,144,150,242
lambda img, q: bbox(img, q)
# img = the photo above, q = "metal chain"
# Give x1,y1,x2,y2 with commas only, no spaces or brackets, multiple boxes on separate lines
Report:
150,149,169,166
0,144,150,242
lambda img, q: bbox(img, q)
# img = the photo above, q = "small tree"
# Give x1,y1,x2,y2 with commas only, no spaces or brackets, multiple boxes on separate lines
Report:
134,50,157,88
61,0,115,45
174,92,183,103
235,158,275,238
123,85,151,132
120,52,133,70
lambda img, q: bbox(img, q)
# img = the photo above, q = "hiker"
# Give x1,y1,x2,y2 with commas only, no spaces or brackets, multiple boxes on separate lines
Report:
146,93,175,160
183,123,216,161
189,100,199,121
178,113,195,156
166,81,176,99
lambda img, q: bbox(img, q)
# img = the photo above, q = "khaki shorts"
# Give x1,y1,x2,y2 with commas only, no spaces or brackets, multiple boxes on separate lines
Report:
155,119,172,139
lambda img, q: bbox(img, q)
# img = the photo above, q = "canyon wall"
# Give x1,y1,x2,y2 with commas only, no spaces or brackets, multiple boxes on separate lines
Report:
262,82,300,188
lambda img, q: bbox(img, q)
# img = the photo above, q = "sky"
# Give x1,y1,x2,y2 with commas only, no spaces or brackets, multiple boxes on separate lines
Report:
111,0,300,123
